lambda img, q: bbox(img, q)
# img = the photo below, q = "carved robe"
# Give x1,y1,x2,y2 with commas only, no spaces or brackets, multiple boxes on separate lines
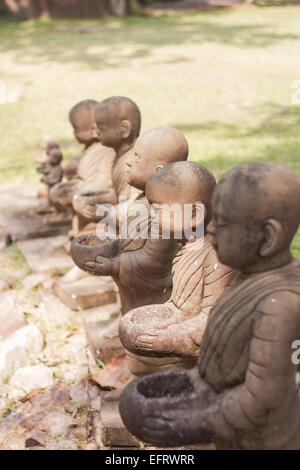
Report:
120,236,235,375
49,142,115,209
115,194,178,315
197,258,300,449
111,147,140,227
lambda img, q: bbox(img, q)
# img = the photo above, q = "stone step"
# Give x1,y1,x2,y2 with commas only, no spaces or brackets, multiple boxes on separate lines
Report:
18,235,74,275
53,275,117,311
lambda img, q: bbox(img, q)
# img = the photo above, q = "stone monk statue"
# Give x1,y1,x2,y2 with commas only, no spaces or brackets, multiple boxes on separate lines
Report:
49,99,115,225
72,96,142,231
119,161,235,376
71,127,189,359
119,162,300,450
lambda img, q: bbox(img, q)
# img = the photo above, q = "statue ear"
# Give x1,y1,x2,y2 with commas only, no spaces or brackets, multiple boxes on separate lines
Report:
153,164,164,174
192,202,206,229
121,119,132,139
259,218,284,257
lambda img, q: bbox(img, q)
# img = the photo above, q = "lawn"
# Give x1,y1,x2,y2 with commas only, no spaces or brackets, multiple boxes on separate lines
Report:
0,5,299,256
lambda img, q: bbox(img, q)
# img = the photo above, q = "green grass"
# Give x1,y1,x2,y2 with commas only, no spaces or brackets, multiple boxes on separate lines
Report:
0,6,299,256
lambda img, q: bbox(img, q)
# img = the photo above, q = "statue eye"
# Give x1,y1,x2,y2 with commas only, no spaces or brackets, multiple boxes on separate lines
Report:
216,217,228,227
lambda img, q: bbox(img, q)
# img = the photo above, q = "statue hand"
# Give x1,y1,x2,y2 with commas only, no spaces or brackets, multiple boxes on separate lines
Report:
81,204,97,220
85,256,113,276
135,329,172,354
140,393,214,446
73,194,97,220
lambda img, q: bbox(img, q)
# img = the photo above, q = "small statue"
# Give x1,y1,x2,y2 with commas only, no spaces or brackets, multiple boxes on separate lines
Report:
56,97,139,288
119,162,300,450
49,99,116,226
37,146,63,186
72,96,142,230
71,127,189,359
36,141,63,214
119,161,235,376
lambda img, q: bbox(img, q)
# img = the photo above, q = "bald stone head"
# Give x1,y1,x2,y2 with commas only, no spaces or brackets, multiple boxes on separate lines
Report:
128,127,189,191
94,96,141,151
208,162,300,272
69,99,98,145
46,140,60,153
146,161,216,239
48,148,63,165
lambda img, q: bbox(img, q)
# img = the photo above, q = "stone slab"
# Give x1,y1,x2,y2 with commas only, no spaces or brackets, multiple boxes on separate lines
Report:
85,313,124,363
99,391,139,448
99,391,215,450
18,236,74,275
53,275,117,311
0,290,26,340
0,186,41,213
0,209,72,243
99,390,215,451
9,365,54,399
0,324,44,383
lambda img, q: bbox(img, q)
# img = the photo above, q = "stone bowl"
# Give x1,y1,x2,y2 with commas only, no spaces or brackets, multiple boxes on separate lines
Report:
70,233,118,272
119,369,196,446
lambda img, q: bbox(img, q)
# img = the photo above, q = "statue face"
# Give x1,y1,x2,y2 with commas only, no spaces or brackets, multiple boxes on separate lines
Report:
72,120,95,145
94,107,123,149
147,185,200,240
208,190,263,271
127,140,157,190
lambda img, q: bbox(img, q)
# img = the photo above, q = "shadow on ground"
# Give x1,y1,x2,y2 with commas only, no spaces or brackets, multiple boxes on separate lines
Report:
0,11,299,69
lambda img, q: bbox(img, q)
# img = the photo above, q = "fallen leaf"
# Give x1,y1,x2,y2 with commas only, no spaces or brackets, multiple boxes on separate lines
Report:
91,355,133,390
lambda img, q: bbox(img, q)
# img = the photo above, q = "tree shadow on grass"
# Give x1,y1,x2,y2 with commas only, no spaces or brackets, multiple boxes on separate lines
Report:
0,12,299,69
172,102,300,180
172,103,300,140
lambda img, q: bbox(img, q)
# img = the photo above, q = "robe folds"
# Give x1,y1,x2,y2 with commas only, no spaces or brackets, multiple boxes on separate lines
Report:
197,258,300,450
120,236,235,375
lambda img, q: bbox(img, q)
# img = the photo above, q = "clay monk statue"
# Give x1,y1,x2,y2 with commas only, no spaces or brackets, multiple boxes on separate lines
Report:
49,99,115,227
36,142,64,213
119,161,235,376
119,162,300,450
72,96,141,230
71,127,189,359
62,96,141,286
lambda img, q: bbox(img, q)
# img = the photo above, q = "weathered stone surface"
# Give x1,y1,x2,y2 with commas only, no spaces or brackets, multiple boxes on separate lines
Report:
13,324,44,356
0,211,72,243
0,433,26,450
45,439,78,450
85,314,124,363
99,392,139,447
0,290,26,340
53,275,117,311
69,379,100,405
21,386,70,431
82,442,98,450
22,273,50,290
81,302,120,324
9,365,54,397
40,412,73,437
0,342,27,384
18,236,73,275
0,324,44,383
0,186,41,213
25,429,48,448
